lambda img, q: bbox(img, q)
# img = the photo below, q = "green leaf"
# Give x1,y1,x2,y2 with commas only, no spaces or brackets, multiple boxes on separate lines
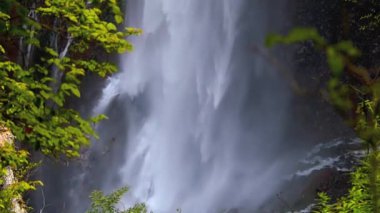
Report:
334,41,361,57
45,47,59,57
91,114,108,123
0,11,10,20
265,27,326,47
326,47,345,75
60,83,81,97
106,23,117,31
0,45,5,54
115,15,123,24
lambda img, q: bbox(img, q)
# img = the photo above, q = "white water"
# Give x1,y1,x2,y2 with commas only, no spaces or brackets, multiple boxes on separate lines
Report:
94,1,295,212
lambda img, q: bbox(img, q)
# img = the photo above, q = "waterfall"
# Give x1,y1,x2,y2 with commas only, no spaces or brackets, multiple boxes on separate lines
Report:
26,1,361,212
92,0,300,212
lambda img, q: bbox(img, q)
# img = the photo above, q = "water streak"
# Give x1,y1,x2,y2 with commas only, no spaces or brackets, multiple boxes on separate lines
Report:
95,1,295,212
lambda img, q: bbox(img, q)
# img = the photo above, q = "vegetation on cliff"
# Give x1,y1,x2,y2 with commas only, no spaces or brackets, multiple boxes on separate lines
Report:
87,187,147,213
267,0,379,211
0,0,142,212
0,0,378,212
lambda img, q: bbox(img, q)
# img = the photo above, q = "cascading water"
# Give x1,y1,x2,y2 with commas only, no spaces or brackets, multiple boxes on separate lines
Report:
28,1,362,212
92,0,302,212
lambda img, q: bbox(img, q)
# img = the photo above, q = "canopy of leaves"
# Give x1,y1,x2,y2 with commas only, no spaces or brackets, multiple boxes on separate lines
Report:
0,0,140,158
0,138,42,211
87,187,147,213
0,0,140,210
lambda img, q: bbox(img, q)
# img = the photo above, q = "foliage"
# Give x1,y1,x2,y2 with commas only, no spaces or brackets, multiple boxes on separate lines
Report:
0,0,141,159
0,140,42,211
0,0,140,210
265,3,379,210
344,0,380,32
314,164,373,212
87,187,147,213
266,28,360,76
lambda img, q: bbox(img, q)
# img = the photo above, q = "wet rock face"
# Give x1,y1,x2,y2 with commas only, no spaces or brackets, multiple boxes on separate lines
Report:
285,1,378,209
292,138,364,208
257,138,364,212
288,0,380,144
314,168,351,199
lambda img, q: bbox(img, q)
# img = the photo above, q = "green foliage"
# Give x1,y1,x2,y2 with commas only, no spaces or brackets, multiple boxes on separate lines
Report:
266,28,326,47
265,27,365,116
314,192,333,213
266,22,378,213
37,0,141,53
0,60,100,158
0,0,140,210
0,142,42,211
87,187,147,213
344,0,380,31
0,0,138,160
265,27,360,76
314,165,373,212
